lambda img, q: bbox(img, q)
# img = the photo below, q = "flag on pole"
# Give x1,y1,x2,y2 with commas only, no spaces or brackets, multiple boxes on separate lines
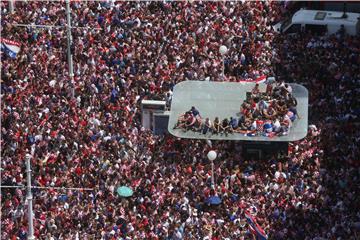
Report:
245,211,268,240
1,38,21,58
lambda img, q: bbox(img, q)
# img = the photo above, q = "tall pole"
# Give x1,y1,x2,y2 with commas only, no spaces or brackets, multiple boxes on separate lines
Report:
207,150,217,190
219,45,228,81
66,0,75,98
211,160,215,189
342,2,347,18
9,0,15,14
222,58,225,79
25,154,35,240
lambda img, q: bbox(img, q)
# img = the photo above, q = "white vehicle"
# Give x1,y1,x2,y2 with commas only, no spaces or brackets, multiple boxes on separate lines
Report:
274,9,360,36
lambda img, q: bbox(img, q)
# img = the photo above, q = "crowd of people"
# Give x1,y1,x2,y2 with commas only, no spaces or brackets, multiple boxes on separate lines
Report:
1,1,360,240
174,82,299,137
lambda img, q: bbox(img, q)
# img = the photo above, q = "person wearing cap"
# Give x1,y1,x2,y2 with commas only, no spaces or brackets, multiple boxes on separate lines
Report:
251,83,261,98
202,117,212,134
229,117,238,132
212,117,221,134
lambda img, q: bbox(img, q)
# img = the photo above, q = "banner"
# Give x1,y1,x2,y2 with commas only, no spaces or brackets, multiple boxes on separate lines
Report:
1,38,21,58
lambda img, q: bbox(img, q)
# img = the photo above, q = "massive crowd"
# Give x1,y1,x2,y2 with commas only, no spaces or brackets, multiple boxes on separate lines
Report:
1,1,359,239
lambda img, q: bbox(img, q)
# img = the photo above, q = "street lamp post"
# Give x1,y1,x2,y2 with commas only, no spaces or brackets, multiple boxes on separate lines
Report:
25,154,35,240
66,0,75,98
219,45,228,80
10,0,103,101
207,150,217,190
9,0,15,13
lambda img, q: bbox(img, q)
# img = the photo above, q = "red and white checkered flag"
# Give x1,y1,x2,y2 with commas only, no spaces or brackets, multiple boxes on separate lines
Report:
256,120,264,132
120,207,125,218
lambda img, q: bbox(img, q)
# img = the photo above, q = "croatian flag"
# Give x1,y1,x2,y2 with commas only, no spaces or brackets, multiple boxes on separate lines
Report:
1,38,21,58
256,120,264,133
239,75,267,84
245,211,268,240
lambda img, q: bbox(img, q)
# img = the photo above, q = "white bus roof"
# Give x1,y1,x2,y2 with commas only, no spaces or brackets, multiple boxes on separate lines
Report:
168,81,309,142
292,9,360,26
141,100,166,105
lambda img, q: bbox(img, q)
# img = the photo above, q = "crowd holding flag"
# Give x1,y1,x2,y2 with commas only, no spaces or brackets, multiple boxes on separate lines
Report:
245,211,268,240
0,38,21,58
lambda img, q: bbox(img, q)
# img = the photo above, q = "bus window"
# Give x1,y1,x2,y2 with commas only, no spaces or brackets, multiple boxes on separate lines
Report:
305,24,327,35
281,19,292,32
285,24,301,34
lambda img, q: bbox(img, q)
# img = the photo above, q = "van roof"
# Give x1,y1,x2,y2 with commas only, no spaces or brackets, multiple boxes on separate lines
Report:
292,9,360,26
